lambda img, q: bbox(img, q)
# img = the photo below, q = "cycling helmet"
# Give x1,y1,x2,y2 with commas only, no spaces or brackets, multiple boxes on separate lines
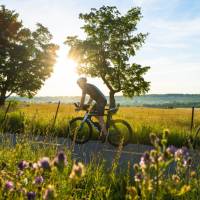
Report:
77,77,87,84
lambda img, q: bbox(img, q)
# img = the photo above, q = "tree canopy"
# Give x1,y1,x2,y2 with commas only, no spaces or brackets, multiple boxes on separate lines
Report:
66,6,150,107
0,5,59,106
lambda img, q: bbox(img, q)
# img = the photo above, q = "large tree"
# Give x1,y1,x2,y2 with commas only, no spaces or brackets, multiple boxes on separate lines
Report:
65,6,150,108
0,5,59,106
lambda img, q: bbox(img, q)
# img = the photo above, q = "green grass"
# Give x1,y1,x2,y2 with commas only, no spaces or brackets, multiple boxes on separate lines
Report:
1,132,200,199
1,103,200,147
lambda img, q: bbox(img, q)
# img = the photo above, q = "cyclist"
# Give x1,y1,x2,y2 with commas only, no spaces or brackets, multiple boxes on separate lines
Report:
77,77,108,141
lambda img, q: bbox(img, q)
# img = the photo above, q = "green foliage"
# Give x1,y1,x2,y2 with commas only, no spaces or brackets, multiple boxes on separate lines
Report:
1,112,25,133
0,142,128,199
66,6,150,107
127,131,200,200
0,5,59,106
1,131,200,199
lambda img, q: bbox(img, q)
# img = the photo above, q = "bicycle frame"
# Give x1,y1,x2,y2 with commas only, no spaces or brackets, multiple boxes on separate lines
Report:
74,103,119,134
81,112,101,132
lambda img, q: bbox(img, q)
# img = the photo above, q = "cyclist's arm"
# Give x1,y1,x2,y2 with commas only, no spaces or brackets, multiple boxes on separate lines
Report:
80,90,86,108
87,97,93,105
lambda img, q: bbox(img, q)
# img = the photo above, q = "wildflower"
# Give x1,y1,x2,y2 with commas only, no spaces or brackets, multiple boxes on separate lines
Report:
134,173,143,182
190,171,196,178
69,162,85,179
181,147,189,157
38,157,51,170
172,175,180,183
53,151,67,170
166,145,176,155
34,176,44,184
175,147,189,161
139,152,151,169
5,181,14,191
18,160,29,170
177,185,191,196
27,191,36,200
43,185,56,200
158,155,164,162
32,162,39,170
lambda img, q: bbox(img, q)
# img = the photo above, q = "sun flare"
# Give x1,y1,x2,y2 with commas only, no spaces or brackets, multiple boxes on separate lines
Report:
37,46,80,96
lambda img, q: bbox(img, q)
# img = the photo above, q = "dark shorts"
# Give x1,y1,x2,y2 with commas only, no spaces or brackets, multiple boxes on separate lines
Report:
91,103,106,116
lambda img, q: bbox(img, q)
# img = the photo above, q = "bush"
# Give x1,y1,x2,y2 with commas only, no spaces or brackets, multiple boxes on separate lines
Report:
2,112,25,134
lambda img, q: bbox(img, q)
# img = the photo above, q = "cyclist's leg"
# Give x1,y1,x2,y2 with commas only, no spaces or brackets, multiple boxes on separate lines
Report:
94,103,108,137
97,116,108,136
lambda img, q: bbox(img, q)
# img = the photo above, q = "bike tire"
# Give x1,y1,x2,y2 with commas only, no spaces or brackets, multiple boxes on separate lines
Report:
108,119,132,147
68,117,92,144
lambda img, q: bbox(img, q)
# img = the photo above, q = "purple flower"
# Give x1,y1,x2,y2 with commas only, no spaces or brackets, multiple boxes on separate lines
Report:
34,176,44,184
38,157,51,170
139,152,150,168
18,160,29,170
69,162,85,179
53,151,67,170
5,181,14,190
57,151,66,162
166,145,177,155
27,191,36,200
181,147,189,157
175,147,189,160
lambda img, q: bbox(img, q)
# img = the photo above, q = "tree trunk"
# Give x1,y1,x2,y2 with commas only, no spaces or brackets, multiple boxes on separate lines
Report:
109,91,116,108
0,90,6,107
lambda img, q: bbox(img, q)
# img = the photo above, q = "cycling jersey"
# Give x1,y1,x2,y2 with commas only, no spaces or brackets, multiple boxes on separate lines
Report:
82,83,107,105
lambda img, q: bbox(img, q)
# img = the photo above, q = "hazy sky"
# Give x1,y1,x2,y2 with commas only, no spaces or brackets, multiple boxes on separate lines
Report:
1,0,200,96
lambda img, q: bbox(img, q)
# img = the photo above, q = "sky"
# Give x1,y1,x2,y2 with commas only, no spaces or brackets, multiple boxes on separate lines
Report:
1,0,200,96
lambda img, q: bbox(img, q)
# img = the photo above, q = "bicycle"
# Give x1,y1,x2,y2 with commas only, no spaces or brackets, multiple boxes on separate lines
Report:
68,103,133,147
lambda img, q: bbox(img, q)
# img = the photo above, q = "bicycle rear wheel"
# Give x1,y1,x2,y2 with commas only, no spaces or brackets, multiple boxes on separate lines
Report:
68,117,92,144
108,119,132,147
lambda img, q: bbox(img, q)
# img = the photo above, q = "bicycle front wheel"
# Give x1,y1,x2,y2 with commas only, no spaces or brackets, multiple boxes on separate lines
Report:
68,117,92,144
108,119,132,147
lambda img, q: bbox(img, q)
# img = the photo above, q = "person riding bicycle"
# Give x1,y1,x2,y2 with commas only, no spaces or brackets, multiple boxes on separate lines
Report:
77,77,108,141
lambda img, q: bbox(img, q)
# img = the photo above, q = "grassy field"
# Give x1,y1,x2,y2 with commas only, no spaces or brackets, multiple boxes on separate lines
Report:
1,103,200,146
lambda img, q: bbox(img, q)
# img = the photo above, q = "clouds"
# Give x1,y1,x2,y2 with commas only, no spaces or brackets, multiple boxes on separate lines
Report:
1,0,200,95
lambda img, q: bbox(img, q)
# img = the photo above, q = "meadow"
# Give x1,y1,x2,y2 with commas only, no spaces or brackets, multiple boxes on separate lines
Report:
1,103,200,199
1,102,200,147
0,130,200,199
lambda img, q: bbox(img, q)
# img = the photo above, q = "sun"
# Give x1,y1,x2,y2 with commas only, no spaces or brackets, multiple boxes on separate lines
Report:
37,45,80,96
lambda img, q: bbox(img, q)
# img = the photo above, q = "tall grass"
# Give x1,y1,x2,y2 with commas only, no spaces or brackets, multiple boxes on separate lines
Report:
1,131,200,199
1,103,200,146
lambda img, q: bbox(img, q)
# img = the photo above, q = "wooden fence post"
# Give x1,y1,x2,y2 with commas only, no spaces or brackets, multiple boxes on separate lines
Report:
3,101,11,122
190,106,195,132
52,101,61,129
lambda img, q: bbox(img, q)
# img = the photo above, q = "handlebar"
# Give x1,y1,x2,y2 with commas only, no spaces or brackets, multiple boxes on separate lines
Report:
74,103,90,111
